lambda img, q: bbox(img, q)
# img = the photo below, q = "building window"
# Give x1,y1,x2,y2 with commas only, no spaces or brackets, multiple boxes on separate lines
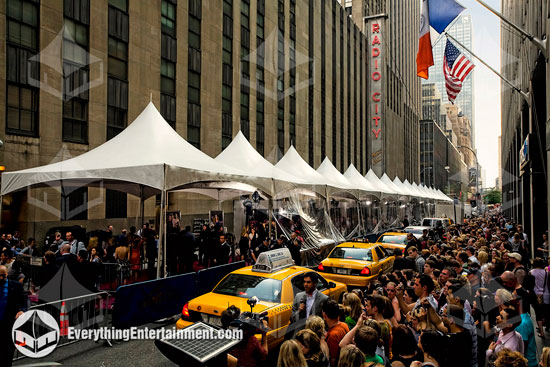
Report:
288,0,296,147
240,0,250,139
61,186,87,220
105,189,127,218
339,8,344,171
331,0,336,164
221,0,232,150
277,0,285,154
188,0,201,148
63,0,90,143
5,0,39,137
347,18,351,167
308,0,314,165
106,0,128,140
256,0,265,155
320,0,326,161
161,0,177,128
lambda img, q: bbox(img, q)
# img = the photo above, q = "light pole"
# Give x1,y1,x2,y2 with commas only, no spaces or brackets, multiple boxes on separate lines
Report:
457,145,479,200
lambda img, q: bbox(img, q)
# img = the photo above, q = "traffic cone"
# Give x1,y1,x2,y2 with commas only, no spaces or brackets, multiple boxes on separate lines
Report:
60,301,69,336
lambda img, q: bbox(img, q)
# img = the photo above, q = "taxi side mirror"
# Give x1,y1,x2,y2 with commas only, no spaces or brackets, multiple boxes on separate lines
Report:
328,282,336,289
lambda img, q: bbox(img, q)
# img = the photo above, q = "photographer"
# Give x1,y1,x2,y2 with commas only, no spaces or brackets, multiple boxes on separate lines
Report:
229,313,268,367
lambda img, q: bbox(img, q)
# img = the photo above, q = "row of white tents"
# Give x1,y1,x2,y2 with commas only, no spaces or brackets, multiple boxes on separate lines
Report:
1,102,452,203
0,103,452,275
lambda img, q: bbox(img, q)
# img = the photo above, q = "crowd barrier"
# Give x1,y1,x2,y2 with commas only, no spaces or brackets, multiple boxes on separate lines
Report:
112,261,244,329
13,291,111,361
196,261,245,296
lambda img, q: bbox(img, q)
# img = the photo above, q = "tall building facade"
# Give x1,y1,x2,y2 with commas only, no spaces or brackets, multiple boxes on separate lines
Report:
422,83,445,129
350,0,422,182
420,119,467,199
424,14,474,146
501,0,548,257
0,0,421,237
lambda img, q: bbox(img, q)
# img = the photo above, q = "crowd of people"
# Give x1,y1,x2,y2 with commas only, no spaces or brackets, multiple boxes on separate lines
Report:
220,213,550,367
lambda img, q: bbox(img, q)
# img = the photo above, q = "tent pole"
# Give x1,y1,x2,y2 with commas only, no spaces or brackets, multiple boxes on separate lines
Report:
356,201,362,236
139,184,145,230
163,190,168,277
268,198,273,239
157,164,167,279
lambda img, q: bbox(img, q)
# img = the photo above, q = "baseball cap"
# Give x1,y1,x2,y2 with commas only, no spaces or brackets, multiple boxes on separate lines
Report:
508,252,522,262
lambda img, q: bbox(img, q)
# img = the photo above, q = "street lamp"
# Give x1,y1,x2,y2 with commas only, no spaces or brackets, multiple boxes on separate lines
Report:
457,145,479,198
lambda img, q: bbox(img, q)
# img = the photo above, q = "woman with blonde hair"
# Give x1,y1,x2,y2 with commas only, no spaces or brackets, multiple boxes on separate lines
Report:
277,340,307,367
495,288,514,310
295,329,329,367
541,347,550,367
337,345,365,367
305,315,330,359
342,292,363,329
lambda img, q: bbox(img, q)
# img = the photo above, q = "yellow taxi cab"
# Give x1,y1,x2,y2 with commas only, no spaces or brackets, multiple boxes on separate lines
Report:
316,242,394,288
374,231,408,254
176,248,347,349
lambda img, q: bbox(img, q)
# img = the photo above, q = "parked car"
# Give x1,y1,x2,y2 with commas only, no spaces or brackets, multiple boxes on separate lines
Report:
317,242,394,288
403,226,433,239
177,248,346,350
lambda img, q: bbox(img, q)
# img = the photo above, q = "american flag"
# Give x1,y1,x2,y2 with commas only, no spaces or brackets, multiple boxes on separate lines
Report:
444,39,475,103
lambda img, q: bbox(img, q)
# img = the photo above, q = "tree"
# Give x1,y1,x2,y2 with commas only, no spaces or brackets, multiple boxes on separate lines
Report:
484,188,502,204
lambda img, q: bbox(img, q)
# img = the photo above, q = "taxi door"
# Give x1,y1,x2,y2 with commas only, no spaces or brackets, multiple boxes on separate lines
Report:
374,246,392,274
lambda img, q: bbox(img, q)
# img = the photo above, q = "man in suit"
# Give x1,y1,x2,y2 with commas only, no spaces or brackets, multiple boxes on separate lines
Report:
291,272,328,322
0,265,27,366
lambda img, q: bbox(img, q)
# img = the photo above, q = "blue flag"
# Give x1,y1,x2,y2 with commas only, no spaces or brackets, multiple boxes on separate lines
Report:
428,0,466,33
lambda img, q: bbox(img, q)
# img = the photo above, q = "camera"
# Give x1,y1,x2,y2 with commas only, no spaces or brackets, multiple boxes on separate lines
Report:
229,297,270,333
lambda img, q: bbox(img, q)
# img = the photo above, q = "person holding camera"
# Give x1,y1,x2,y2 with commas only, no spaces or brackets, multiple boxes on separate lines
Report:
229,314,269,367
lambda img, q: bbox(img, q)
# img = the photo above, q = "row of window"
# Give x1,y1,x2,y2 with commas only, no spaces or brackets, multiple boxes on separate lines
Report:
255,0,265,156
277,0,285,155
188,0,201,148
221,0,233,150
160,0,177,128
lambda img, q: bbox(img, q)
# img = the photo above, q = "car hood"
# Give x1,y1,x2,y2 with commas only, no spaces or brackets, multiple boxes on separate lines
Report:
188,293,278,315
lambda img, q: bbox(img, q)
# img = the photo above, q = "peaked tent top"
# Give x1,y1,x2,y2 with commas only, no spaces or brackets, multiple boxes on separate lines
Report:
343,164,382,195
380,174,409,198
316,157,355,190
275,146,329,186
365,169,395,195
393,177,415,197
1,102,245,195
215,131,305,185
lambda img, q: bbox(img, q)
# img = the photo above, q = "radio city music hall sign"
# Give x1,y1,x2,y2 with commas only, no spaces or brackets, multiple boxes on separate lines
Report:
368,20,384,172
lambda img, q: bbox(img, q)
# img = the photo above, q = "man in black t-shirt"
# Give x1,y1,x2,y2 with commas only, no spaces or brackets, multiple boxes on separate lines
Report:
392,248,414,271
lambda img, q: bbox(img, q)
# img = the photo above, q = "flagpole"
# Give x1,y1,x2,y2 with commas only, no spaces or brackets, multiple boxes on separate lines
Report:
473,0,547,59
444,32,531,105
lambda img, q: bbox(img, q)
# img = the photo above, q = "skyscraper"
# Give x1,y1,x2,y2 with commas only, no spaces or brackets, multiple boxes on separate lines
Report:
424,14,474,146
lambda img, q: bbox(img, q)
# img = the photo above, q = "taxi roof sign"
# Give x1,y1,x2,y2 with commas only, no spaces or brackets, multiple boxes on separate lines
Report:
252,248,294,273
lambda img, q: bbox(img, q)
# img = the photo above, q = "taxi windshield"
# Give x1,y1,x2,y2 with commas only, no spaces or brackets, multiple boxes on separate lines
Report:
329,247,373,261
378,235,406,244
213,274,282,303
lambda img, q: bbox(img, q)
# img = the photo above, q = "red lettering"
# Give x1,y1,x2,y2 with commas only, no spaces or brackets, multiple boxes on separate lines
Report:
372,72,381,81
372,92,381,102
375,104,379,114
372,23,380,33
373,116,381,126
372,35,381,46
375,60,379,69
372,48,380,58
372,128,382,138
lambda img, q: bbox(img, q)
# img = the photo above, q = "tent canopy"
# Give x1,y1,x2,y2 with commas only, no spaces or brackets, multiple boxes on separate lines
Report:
380,174,409,199
2,103,245,197
365,170,396,198
316,158,356,198
343,164,382,198
215,131,305,197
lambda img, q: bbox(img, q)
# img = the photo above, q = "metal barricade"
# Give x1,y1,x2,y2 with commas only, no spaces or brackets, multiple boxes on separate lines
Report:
13,291,111,361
